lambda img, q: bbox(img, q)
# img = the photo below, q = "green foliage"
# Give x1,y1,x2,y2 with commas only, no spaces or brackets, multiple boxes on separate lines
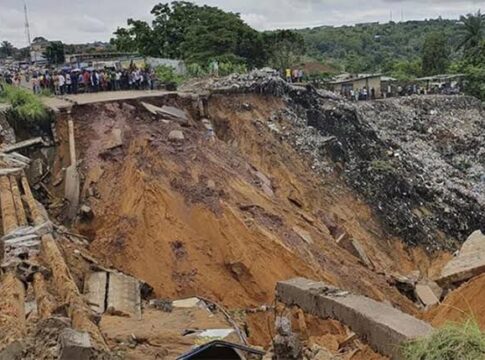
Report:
155,65,184,87
457,11,485,58
0,85,48,124
218,62,247,76
186,63,208,77
297,19,463,73
422,32,449,75
402,319,485,360
44,41,65,65
450,40,485,100
264,30,306,70
111,1,267,68
388,59,422,80
0,41,14,58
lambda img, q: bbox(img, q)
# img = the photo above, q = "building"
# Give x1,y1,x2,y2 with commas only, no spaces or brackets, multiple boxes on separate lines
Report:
415,74,465,91
30,37,49,64
329,74,382,98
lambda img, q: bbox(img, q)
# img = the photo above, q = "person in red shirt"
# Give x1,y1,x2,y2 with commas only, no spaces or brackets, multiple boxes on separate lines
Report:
83,71,91,93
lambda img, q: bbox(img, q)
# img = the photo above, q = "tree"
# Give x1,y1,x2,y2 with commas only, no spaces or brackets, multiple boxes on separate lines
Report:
457,11,485,57
111,1,267,67
422,32,449,75
0,41,15,58
264,30,305,70
44,41,65,64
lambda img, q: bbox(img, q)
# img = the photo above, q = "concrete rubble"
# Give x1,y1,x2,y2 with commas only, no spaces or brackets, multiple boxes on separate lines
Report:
141,102,189,125
437,230,485,287
277,278,433,359
85,271,142,319
58,328,93,360
169,130,185,142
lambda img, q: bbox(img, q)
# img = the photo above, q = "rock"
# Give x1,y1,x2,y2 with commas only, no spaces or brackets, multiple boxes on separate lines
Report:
207,179,216,190
261,183,274,197
79,205,94,220
415,284,440,307
148,299,173,312
0,341,25,360
437,230,485,286
122,103,136,112
58,329,93,360
168,130,185,142
103,128,123,151
201,118,213,130
293,226,314,244
27,158,44,184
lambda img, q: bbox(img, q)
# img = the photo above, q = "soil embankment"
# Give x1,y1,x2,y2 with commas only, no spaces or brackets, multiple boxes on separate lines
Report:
47,94,430,313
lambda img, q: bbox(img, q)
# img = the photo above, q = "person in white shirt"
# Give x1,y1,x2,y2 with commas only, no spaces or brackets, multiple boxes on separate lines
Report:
65,73,72,94
58,74,66,95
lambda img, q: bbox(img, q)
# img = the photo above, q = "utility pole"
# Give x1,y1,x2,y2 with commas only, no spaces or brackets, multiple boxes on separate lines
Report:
24,0,31,46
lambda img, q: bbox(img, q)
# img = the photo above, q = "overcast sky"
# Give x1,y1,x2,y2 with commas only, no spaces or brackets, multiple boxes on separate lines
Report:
1,0,484,47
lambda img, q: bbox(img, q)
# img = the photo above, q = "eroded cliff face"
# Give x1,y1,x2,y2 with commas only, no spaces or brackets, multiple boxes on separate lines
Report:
46,94,422,314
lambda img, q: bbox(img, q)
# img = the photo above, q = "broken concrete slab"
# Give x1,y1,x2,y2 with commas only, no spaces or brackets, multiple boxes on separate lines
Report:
141,102,161,116
2,137,47,153
415,284,439,307
277,278,433,359
172,297,201,308
159,105,189,125
141,103,189,125
84,272,108,314
65,118,80,220
169,130,185,142
437,230,485,286
59,328,93,360
107,272,141,319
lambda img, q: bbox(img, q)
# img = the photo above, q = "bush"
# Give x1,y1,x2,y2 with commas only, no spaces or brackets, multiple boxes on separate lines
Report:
218,62,247,76
155,65,184,90
402,319,485,360
0,85,48,124
187,63,208,78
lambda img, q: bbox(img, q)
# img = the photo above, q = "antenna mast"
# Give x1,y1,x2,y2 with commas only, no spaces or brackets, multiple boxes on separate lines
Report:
24,0,31,46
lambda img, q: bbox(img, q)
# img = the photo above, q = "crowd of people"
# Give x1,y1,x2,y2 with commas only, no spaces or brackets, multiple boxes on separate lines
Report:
284,68,305,83
30,68,157,95
340,83,462,101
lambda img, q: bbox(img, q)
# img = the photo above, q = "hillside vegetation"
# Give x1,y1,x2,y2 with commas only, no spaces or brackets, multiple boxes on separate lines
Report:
297,19,462,73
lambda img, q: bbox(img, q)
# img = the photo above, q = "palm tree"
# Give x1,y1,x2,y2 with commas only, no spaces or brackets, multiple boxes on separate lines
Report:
0,41,15,57
457,10,485,55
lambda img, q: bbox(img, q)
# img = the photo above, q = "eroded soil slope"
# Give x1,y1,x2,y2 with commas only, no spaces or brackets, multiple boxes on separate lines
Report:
49,94,429,313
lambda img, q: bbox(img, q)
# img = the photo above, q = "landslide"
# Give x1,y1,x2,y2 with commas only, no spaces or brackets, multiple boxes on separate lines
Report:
48,93,425,314
289,91,484,250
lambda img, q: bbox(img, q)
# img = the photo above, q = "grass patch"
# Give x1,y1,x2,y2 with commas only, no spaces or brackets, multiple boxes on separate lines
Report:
402,318,485,360
0,84,48,124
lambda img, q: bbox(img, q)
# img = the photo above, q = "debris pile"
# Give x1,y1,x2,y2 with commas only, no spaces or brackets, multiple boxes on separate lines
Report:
280,90,485,249
207,68,293,96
